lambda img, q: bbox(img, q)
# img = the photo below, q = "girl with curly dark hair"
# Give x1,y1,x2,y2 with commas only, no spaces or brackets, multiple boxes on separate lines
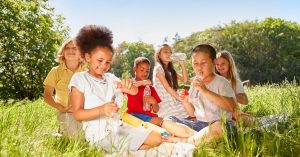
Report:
68,25,162,153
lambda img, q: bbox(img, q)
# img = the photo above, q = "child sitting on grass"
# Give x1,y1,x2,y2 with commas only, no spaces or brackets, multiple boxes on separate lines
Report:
126,56,195,138
164,44,237,145
215,50,252,125
69,25,162,153
43,38,83,137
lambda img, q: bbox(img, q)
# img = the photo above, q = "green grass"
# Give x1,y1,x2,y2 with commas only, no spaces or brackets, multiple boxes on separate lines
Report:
1,82,299,156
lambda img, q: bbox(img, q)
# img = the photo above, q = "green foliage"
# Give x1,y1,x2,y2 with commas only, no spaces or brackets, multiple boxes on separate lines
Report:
0,0,69,100
1,83,299,156
173,18,300,84
110,41,155,79
0,99,105,156
193,82,300,157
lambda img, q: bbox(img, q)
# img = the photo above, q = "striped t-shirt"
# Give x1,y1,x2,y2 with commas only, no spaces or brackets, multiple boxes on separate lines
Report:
153,63,189,119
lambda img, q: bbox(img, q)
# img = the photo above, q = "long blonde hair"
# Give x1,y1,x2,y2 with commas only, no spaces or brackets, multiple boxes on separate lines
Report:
216,50,240,91
154,44,179,90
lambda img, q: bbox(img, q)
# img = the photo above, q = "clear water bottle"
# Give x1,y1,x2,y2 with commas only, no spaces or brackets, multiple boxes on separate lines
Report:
143,85,151,111
171,53,186,61
105,87,124,135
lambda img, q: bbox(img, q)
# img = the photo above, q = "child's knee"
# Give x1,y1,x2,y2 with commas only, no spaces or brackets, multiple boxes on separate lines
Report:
149,132,163,146
210,121,224,137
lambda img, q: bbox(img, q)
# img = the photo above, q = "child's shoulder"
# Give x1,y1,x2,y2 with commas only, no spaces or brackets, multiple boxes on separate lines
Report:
214,74,230,82
210,74,231,87
153,63,164,73
71,71,87,79
154,63,163,69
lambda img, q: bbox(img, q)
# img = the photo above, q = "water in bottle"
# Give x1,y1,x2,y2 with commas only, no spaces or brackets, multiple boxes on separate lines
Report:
170,53,186,61
143,85,151,111
105,87,124,135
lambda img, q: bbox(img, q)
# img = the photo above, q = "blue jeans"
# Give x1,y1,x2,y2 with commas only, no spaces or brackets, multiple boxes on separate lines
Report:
167,116,236,134
166,116,208,131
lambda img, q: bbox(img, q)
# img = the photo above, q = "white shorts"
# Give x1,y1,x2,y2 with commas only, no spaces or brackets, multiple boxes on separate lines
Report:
95,124,151,153
57,112,82,137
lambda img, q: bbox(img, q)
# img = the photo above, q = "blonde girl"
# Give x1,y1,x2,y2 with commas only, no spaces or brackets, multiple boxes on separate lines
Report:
43,38,83,137
215,50,248,105
215,50,250,122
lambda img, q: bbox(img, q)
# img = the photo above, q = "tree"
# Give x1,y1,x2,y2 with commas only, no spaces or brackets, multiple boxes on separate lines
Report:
0,0,69,100
173,18,300,84
110,42,155,79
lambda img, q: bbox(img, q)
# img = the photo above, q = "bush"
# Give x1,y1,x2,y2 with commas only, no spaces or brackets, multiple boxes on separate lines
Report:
0,0,69,100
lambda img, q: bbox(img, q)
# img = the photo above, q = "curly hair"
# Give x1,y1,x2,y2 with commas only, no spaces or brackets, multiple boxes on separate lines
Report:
75,25,114,55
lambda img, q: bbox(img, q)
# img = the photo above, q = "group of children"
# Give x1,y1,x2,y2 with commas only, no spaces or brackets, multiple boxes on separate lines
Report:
43,24,249,152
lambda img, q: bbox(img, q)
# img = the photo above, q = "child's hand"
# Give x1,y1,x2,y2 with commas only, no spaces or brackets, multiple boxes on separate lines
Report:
178,60,185,65
121,79,133,93
102,102,119,118
179,94,189,103
57,103,68,112
133,80,152,87
191,78,207,93
142,79,152,86
143,95,157,105
67,106,73,113
178,89,189,102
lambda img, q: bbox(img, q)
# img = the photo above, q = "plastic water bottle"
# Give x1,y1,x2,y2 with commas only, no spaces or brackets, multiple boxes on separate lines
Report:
105,87,124,135
143,85,151,111
171,53,186,61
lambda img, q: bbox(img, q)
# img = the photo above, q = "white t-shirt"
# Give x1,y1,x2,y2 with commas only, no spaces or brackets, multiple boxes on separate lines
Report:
68,71,123,144
153,63,189,118
189,74,236,122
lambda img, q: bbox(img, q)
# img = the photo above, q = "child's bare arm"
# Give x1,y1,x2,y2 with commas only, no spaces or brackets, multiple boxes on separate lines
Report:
44,85,68,112
202,90,236,112
192,79,236,112
70,87,119,121
176,60,188,83
121,79,138,95
156,71,182,101
133,80,152,87
236,93,248,105
144,95,159,112
181,97,196,117
151,100,159,113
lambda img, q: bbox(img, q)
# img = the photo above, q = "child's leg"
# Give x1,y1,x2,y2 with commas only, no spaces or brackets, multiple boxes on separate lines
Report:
138,131,162,150
191,121,223,146
162,136,188,143
149,117,163,126
162,120,196,137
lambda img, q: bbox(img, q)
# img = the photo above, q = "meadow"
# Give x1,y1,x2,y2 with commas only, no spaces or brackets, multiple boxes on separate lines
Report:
0,81,299,157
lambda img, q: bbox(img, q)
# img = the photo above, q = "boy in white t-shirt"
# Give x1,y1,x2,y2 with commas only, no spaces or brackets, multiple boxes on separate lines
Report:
164,44,237,145
69,25,162,153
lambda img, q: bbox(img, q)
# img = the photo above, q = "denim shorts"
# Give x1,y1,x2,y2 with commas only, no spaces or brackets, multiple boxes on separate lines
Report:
130,113,153,122
167,115,236,134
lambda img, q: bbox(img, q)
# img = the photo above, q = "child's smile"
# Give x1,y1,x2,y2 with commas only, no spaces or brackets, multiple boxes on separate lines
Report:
85,47,113,79
215,57,230,77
